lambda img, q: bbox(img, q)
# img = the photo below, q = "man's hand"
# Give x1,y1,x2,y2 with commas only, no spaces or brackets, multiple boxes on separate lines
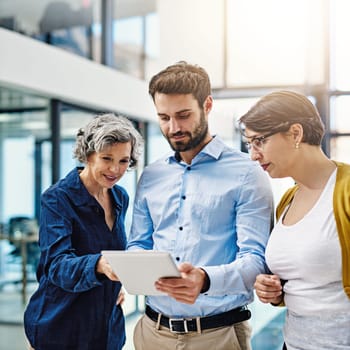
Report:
254,274,283,304
155,262,207,304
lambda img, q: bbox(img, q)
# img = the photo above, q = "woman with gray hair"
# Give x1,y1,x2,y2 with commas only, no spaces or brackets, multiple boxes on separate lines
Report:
24,113,143,350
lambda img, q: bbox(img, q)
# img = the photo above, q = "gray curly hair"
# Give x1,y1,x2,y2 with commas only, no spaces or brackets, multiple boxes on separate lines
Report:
73,113,143,168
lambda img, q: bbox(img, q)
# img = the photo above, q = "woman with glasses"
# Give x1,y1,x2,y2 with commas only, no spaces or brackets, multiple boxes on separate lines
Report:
238,90,350,350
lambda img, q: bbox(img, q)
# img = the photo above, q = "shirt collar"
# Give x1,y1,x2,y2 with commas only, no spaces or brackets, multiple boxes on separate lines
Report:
64,167,94,206
167,135,224,164
64,168,123,210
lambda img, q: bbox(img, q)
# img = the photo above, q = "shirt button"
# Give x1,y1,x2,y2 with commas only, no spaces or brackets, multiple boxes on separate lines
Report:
182,195,186,200
179,227,183,231
187,166,191,171
176,257,180,261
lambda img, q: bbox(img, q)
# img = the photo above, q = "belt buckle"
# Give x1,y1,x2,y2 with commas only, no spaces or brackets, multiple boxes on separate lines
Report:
169,318,189,333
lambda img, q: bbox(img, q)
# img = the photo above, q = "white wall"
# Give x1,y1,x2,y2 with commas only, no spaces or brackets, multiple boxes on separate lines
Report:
0,28,156,121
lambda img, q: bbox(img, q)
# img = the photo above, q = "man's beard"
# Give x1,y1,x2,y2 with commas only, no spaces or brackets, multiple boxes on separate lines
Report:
165,111,208,152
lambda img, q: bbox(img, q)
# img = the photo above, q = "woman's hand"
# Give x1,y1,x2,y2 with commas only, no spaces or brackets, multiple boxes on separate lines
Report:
254,274,284,304
116,289,125,305
96,256,119,281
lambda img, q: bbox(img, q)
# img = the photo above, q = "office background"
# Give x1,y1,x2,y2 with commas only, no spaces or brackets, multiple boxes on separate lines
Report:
0,0,349,349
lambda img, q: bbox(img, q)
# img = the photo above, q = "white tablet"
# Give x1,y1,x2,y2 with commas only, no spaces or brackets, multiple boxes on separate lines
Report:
101,250,181,295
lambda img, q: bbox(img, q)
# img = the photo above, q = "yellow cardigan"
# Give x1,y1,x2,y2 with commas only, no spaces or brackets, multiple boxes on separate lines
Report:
276,161,350,299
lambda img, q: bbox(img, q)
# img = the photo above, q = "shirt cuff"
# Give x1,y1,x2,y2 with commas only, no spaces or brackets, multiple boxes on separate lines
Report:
199,268,210,293
88,254,104,287
199,265,224,295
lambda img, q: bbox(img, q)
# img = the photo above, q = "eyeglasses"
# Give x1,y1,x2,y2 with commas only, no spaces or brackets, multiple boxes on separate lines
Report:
244,131,277,152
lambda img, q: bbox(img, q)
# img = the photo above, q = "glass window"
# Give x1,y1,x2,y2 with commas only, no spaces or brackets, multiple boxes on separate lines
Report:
211,97,258,148
329,96,350,163
3,136,35,221
60,108,95,175
0,0,94,59
43,26,93,58
113,16,144,77
147,123,171,164
41,141,52,193
0,88,49,223
330,136,350,163
226,0,326,87
155,0,225,88
330,0,350,90
330,96,350,133
118,170,137,235
250,299,286,349
144,13,160,81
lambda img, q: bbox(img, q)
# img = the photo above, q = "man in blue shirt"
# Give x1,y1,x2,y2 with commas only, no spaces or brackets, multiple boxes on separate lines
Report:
128,61,273,350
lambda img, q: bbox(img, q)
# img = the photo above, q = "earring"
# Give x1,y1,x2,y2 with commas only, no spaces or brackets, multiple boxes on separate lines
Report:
295,142,300,149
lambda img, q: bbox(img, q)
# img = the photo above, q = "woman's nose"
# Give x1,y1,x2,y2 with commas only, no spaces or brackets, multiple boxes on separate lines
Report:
109,163,120,172
250,148,261,161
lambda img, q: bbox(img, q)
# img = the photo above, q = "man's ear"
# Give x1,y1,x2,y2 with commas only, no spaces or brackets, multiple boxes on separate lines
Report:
203,95,213,114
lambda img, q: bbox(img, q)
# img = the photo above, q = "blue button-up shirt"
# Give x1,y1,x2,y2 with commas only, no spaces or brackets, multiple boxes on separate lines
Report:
128,136,273,318
24,168,127,350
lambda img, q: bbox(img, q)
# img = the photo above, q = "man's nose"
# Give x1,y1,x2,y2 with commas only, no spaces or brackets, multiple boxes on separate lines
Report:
169,118,180,133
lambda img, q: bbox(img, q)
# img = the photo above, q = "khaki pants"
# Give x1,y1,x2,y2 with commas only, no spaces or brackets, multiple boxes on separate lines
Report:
133,314,252,350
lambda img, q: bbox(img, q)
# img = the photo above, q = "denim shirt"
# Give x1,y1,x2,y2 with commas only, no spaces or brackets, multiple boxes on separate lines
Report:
24,168,128,350
128,136,273,318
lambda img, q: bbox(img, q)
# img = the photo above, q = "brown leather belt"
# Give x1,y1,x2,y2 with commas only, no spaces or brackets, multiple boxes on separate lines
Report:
145,305,251,334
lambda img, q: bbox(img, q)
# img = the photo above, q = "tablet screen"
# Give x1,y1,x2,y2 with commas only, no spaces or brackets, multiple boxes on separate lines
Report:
101,250,181,295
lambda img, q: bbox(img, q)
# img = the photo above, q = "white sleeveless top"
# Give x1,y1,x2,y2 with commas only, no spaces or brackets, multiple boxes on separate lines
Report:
266,169,350,316
266,169,350,349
